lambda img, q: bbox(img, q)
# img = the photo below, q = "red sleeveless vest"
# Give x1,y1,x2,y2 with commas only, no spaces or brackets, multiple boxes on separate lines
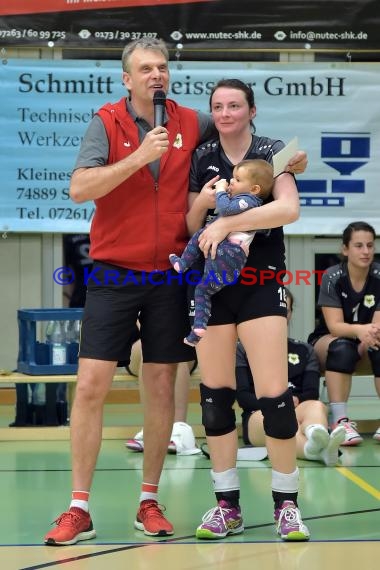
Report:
90,97,199,271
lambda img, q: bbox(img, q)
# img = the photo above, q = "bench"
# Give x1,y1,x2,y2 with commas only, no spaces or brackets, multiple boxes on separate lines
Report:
1,366,377,441
319,361,379,432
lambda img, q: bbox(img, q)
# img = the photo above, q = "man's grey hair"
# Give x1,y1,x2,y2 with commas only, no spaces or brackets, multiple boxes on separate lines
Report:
122,38,169,72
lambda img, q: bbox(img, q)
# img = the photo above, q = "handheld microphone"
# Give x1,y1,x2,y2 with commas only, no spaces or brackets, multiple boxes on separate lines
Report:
153,90,166,128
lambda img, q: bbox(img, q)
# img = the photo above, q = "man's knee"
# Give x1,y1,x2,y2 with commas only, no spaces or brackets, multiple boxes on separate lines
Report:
76,359,116,400
200,383,236,436
258,389,298,439
326,338,359,374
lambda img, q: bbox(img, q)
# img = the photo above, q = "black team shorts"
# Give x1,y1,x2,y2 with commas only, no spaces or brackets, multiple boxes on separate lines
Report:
79,261,195,364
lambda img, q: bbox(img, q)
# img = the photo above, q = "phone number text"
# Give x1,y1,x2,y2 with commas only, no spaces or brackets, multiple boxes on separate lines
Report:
93,31,158,41
0,29,66,40
16,206,94,221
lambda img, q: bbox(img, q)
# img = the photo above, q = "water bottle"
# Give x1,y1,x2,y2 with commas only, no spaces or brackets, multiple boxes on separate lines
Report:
32,383,46,405
48,320,67,365
72,320,81,343
64,320,75,343
45,320,55,344
64,319,81,343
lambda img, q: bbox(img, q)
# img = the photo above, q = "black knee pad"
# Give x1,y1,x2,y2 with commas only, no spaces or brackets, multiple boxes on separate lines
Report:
368,348,380,377
326,338,360,374
200,383,236,437
258,389,297,440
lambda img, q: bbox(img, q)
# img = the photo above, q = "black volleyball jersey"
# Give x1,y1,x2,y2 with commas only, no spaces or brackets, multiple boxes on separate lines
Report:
313,261,380,337
189,135,288,270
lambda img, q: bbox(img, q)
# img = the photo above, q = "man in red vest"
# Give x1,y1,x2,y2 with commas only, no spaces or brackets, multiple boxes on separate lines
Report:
44,37,214,545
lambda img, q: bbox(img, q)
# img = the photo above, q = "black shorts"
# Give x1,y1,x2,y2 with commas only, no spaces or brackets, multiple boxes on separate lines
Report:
188,268,287,326
79,261,195,364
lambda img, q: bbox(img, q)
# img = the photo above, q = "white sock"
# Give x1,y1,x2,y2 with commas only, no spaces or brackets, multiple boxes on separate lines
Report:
140,482,158,503
140,492,158,502
211,468,240,492
70,491,89,512
320,426,346,466
70,499,89,512
271,468,299,493
304,424,329,458
330,403,348,425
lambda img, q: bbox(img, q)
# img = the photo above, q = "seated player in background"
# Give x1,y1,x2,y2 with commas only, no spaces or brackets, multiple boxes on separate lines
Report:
236,289,345,466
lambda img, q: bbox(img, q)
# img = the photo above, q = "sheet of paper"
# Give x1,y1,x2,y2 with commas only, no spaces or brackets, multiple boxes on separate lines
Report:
272,136,298,177
237,446,268,461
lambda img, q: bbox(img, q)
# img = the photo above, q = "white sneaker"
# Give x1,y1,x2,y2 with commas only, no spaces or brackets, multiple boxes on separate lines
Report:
373,427,380,442
332,417,363,446
320,426,346,466
304,424,329,458
125,423,200,455
125,429,144,452
169,422,201,455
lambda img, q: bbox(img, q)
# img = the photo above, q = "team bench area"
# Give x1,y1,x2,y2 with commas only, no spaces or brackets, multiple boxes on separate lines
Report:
0,368,378,441
0,370,202,441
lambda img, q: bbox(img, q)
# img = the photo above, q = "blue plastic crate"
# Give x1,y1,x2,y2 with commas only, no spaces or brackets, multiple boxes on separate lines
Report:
17,308,83,375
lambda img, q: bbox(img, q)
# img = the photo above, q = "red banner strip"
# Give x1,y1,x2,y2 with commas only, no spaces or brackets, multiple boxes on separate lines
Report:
0,0,214,17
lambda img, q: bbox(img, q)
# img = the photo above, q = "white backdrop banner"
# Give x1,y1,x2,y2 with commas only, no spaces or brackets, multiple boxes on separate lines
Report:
1,60,379,234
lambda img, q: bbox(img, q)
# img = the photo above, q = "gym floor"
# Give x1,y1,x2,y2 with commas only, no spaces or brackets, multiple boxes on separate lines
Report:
0,405,379,570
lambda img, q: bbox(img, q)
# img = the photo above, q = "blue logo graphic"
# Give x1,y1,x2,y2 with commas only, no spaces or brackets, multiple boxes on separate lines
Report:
53,267,75,285
298,132,370,207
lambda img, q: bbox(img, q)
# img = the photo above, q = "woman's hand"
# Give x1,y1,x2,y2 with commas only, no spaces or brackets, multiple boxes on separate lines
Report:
198,217,229,259
198,175,218,210
285,150,308,175
357,323,380,349
187,176,219,235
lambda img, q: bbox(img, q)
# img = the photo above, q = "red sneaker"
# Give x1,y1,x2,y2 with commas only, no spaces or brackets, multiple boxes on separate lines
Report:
44,507,96,546
134,500,174,536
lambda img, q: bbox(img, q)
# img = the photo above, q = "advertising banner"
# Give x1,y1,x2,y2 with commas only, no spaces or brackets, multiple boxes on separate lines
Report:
0,1,379,54
0,59,379,235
